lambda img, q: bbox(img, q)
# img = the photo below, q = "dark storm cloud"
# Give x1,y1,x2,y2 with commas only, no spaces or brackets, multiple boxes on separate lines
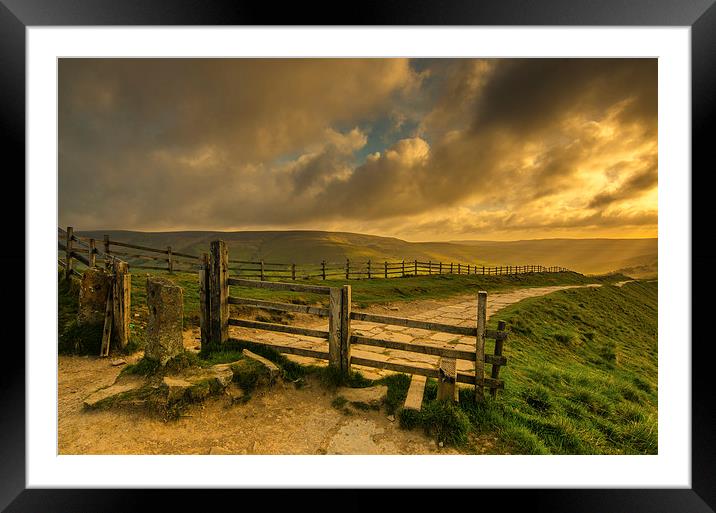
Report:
59,58,657,237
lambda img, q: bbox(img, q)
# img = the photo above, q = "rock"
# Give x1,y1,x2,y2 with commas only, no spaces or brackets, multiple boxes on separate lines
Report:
110,358,127,366
439,441,444,448
144,277,184,365
208,364,235,388
241,350,280,381
77,268,112,326
83,376,144,409
387,415,395,422
388,307,400,311
338,385,388,408
163,376,192,402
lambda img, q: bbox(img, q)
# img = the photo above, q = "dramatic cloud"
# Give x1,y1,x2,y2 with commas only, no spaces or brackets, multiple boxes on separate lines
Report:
59,58,657,240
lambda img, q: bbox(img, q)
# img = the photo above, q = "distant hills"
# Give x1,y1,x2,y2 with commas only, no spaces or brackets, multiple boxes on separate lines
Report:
76,229,657,277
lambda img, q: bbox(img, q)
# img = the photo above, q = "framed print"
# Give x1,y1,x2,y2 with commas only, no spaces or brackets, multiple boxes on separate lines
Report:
2,0,714,511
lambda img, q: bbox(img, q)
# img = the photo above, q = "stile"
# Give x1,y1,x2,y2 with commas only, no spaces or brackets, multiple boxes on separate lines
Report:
475,291,487,402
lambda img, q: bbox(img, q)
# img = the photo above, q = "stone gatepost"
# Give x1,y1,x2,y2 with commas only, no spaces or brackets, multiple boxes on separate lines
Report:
145,276,184,365
77,268,112,326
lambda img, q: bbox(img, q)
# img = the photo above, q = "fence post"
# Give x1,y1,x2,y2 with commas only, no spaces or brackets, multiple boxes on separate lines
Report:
491,320,506,398
402,260,405,277
209,240,229,350
340,285,352,378
199,253,211,352
88,238,96,268
292,263,296,281
167,246,174,274
414,260,418,276
367,259,371,279
103,235,111,269
260,260,265,281
428,261,432,275
384,261,388,279
346,258,350,279
439,262,442,274
64,226,73,280
450,262,453,274
475,291,487,402
458,263,461,274
322,260,326,280
112,260,131,350
328,287,343,376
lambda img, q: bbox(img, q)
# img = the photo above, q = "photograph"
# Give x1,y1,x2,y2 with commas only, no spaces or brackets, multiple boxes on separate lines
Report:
57,57,659,457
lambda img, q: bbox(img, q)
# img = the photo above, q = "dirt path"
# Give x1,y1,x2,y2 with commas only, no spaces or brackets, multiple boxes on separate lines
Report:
58,282,601,455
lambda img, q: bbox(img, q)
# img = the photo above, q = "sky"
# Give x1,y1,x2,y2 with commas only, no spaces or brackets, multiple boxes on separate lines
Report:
58,58,657,241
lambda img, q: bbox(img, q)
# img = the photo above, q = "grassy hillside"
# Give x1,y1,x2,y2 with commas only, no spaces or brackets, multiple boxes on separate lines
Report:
75,229,657,276
468,280,658,454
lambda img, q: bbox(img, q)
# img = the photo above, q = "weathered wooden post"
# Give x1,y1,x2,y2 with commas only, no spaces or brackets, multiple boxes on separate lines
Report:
458,263,461,274
401,260,405,277
260,260,265,281
450,262,453,274
384,261,388,279
346,258,350,279
112,260,131,350
209,240,229,350
482,265,485,275
64,226,73,280
322,260,326,280
199,253,211,352
103,234,111,269
439,262,442,274
490,320,507,398
88,238,96,268
292,263,296,280
167,246,174,274
367,259,371,279
428,260,432,275
328,287,342,375
475,291,487,402
414,259,418,276
340,285,352,378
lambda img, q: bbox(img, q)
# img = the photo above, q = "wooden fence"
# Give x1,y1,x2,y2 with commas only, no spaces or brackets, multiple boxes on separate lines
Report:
60,226,569,281
201,240,508,401
58,226,131,355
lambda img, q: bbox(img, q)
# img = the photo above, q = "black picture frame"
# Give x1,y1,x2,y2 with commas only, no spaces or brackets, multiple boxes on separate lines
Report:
2,1,712,511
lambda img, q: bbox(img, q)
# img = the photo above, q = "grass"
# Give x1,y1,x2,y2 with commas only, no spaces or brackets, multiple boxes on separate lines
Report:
378,281,657,453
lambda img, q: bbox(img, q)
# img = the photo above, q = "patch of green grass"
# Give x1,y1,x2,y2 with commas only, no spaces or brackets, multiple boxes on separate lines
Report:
469,280,658,454
230,358,270,393
120,356,161,377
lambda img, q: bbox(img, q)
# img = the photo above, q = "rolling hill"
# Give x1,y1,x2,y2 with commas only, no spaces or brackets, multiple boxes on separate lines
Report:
75,229,657,276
